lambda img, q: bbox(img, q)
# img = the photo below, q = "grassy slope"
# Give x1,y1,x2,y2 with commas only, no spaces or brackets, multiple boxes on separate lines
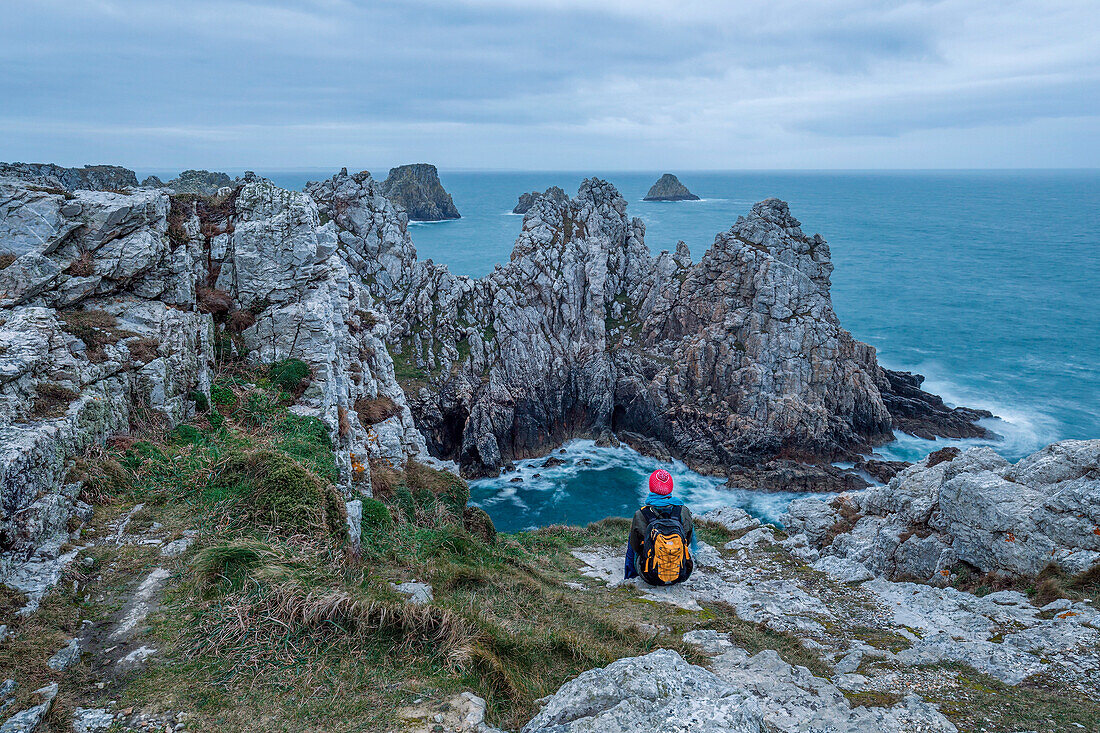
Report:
2,364,1098,732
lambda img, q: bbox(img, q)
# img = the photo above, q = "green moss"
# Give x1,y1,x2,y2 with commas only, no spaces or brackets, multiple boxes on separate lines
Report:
463,506,497,545
210,383,236,407
276,413,337,483
187,389,210,413
406,460,469,514
361,498,393,530
213,449,346,540
269,358,310,394
193,540,276,592
169,424,205,446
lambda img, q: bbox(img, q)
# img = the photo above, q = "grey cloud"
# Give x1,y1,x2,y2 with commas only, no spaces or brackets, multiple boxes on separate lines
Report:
0,0,1097,168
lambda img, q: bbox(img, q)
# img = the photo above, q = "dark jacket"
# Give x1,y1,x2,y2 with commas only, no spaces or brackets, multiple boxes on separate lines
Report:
629,501,694,556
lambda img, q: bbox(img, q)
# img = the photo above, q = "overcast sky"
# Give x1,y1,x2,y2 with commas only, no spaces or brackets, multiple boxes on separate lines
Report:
2,0,1098,170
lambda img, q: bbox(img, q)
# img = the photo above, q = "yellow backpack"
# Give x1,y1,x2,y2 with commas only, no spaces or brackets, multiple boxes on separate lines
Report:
639,505,693,586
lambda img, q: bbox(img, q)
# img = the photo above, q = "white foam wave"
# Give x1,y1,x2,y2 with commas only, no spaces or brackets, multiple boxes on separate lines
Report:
470,439,827,529
876,359,1059,462
407,219,456,226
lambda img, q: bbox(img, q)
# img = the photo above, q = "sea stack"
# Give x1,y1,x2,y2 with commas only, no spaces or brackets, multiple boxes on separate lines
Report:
513,186,568,214
643,173,699,201
381,163,460,221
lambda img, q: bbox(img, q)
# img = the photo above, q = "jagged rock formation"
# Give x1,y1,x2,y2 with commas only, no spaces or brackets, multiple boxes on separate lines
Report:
0,162,138,191
785,439,1100,581
0,178,213,609
161,169,238,196
308,171,982,480
172,174,427,479
643,173,699,201
380,164,459,220
0,172,428,609
879,369,991,439
512,186,567,214
140,175,165,188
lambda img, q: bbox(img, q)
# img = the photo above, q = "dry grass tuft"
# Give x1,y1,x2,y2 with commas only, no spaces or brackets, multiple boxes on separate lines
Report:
33,382,79,419
58,309,135,362
354,395,401,426
195,581,477,670
823,496,861,545
197,286,234,315
65,250,95,277
126,336,161,364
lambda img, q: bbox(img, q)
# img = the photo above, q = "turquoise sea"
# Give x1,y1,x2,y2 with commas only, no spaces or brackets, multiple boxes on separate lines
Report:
141,169,1100,530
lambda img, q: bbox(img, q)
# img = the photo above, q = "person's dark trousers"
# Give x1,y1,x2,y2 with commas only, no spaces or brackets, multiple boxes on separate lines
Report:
624,544,639,580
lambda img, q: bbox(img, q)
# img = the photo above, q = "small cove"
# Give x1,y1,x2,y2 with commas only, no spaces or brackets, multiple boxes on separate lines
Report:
468,439,828,532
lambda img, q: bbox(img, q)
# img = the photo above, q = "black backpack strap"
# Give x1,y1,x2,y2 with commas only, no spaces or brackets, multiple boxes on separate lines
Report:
641,504,683,527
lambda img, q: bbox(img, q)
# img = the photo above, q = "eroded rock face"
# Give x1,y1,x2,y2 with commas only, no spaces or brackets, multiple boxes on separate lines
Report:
0,177,213,604
786,439,1100,580
177,173,429,484
380,163,459,221
0,162,138,192
522,644,958,733
0,172,430,605
513,186,568,214
309,172,983,481
643,173,699,201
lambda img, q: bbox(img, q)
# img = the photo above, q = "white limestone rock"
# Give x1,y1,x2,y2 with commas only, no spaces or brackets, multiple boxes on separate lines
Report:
811,556,874,584
790,440,1100,582
390,581,433,605
521,649,763,733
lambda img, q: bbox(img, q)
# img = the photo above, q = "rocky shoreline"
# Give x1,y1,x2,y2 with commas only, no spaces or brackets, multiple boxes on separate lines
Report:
3,162,1095,733
0,163,991,574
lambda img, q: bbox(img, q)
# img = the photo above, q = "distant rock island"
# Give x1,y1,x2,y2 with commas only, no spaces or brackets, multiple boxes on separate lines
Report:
643,173,699,201
0,161,137,191
380,163,460,220
513,186,568,214
141,169,239,196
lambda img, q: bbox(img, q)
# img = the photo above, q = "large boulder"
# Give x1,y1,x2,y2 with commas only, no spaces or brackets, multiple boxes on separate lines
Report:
787,439,1100,581
380,163,459,221
521,649,762,733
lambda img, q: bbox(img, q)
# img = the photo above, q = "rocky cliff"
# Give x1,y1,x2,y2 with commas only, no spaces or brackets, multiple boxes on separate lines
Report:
512,186,568,214
0,162,138,191
380,163,460,220
0,166,991,609
786,439,1100,581
643,173,699,201
308,171,984,483
0,172,429,608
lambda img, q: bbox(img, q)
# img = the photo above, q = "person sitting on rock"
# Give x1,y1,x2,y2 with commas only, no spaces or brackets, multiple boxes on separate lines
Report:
624,469,695,585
